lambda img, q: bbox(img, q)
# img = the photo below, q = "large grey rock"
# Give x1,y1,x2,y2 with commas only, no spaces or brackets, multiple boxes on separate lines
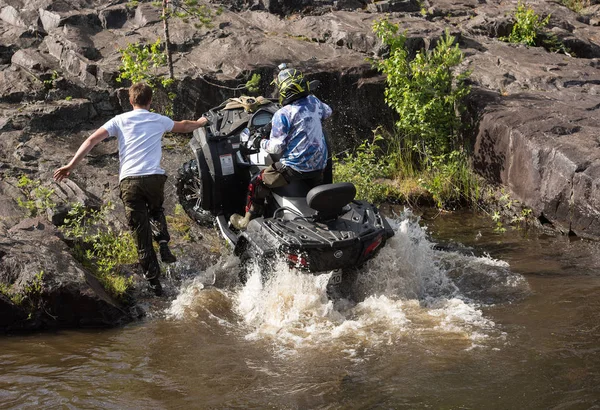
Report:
11,48,54,71
0,218,135,331
6,98,97,131
44,30,99,85
0,179,25,233
133,3,161,28
38,8,61,31
0,65,46,103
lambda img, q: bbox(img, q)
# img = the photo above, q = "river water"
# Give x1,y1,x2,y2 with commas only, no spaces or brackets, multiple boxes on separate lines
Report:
1,209,600,409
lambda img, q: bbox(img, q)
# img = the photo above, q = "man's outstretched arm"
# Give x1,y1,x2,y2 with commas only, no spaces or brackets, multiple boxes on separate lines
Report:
171,117,210,134
53,128,109,182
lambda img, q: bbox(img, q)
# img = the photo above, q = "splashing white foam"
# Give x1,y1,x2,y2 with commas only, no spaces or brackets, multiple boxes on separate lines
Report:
169,210,528,351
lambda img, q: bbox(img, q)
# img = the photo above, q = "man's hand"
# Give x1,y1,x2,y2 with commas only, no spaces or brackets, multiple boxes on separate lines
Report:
172,117,210,133
52,128,109,183
53,165,72,182
198,116,211,127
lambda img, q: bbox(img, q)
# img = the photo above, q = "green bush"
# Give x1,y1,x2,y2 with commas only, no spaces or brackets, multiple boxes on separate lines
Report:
61,202,136,299
16,175,55,217
117,39,173,88
373,22,470,159
370,20,480,209
0,271,45,317
333,135,396,204
560,0,590,13
418,151,482,209
502,1,550,46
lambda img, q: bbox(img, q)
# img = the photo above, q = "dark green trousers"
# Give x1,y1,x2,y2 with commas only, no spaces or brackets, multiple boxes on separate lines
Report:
119,174,171,280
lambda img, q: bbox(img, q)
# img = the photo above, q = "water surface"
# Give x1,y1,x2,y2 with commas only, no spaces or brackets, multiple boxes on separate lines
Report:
2,210,599,409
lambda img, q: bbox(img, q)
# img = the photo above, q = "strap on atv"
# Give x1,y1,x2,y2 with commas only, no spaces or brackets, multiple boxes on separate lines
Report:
223,96,271,112
306,183,356,221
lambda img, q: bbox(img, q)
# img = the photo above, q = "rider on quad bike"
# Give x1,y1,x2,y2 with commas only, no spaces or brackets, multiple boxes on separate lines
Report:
229,65,333,230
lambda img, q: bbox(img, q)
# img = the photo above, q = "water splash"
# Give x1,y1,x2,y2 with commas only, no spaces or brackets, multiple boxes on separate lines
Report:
166,255,239,322
168,210,529,351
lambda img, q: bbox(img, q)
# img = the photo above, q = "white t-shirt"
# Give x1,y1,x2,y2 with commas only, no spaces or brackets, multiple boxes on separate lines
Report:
102,109,174,181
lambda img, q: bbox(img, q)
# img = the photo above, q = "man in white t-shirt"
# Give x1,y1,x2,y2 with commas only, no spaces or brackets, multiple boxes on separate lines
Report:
54,82,209,296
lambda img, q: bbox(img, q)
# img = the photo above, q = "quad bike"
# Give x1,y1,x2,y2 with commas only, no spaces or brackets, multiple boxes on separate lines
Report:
176,93,394,298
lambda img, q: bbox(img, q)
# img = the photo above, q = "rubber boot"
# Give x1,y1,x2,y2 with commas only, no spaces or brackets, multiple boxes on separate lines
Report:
230,211,252,230
147,276,163,296
143,260,163,297
159,241,177,263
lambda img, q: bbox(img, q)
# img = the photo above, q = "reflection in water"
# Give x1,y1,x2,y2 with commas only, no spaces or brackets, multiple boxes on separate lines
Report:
2,210,600,409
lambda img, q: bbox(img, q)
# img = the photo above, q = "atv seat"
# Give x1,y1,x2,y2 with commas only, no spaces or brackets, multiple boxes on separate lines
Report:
272,178,321,198
306,182,356,220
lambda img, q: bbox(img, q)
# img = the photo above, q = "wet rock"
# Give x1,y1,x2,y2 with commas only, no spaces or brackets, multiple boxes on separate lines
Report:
0,218,136,332
0,294,27,329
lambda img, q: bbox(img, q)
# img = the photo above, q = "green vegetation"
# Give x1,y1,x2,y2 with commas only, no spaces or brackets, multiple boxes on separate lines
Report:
60,202,137,299
500,2,569,54
126,0,221,80
0,271,45,317
502,1,551,46
117,39,173,88
42,70,59,90
245,73,262,94
335,20,480,209
560,0,590,13
15,177,153,299
373,23,470,158
16,175,55,217
167,204,194,242
485,188,535,232
333,135,397,204
116,39,176,115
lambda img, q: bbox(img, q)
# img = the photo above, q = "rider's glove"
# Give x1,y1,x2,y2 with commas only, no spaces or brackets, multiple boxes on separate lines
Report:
260,123,272,138
250,136,262,150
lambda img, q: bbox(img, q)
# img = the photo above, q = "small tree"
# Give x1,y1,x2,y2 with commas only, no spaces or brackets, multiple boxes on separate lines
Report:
503,1,551,46
372,20,479,208
116,38,173,87
373,21,470,160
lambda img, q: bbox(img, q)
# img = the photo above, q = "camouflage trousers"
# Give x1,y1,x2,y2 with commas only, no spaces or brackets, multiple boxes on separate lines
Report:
119,174,171,280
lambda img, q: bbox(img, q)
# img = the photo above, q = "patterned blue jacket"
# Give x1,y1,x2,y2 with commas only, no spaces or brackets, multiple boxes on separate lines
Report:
260,94,332,172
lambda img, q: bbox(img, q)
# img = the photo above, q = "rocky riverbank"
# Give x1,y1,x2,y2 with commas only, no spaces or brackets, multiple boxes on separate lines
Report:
1,0,599,331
